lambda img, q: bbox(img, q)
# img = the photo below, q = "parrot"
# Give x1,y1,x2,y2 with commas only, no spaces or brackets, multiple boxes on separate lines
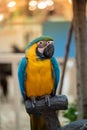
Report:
18,35,60,130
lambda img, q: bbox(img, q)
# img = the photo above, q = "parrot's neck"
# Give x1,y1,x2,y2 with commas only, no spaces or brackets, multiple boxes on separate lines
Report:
26,44,48,60
26,44,42,61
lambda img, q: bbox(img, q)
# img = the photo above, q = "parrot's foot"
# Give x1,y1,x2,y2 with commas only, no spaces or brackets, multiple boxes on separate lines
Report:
45,95,51,107
31,97,36,108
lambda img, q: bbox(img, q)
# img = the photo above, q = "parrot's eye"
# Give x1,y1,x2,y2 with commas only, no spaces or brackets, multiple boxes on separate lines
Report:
38,41,47,48
39,41,43,45
47,41,54,45
47,41,50,44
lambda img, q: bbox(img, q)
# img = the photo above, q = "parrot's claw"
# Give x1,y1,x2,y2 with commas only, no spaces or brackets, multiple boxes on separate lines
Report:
45,95,50,107
31,97,36,108
32,102,36,108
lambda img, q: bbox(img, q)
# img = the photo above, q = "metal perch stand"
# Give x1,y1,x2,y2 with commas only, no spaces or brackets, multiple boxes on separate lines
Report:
25,95,87,130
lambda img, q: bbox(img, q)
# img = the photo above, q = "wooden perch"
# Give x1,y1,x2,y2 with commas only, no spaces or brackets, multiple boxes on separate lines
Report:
25,95,68,114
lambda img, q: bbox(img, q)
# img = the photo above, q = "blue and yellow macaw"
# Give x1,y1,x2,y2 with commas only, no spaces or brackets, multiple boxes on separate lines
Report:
18,35,60,130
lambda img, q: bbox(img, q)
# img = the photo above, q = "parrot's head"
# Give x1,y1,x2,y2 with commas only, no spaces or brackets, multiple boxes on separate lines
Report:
26,35,54,59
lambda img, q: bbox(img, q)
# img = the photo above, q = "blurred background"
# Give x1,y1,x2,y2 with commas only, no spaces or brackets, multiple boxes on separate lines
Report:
0,0,86,130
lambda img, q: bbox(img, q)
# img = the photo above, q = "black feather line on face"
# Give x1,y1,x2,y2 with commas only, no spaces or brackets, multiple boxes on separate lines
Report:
36,47,45,59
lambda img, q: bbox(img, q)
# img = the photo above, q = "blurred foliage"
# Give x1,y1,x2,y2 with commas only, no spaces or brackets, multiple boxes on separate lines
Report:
63,104,78,122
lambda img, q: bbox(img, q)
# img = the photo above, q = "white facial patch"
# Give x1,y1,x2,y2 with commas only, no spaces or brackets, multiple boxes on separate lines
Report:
37,47,45,54
37,40,54,54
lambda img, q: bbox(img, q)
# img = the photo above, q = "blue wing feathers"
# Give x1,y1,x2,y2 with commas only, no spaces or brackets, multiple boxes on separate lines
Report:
51,57,60,94
18,57,27,99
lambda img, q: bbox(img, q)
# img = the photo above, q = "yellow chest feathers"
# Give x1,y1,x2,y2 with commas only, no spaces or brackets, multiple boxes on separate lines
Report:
25,44,54,97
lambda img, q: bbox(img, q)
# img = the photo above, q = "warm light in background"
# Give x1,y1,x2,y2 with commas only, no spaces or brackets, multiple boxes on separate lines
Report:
7,1,16,8
0,0,73,22
28,0,54,10
29,0,37,7
37,1,47,9
0,14,4,21
28,0,37,10
45,0,54,7
68,0,72,4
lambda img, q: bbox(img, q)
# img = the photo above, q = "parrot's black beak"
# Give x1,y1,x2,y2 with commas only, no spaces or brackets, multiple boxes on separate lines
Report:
43,44,54,58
